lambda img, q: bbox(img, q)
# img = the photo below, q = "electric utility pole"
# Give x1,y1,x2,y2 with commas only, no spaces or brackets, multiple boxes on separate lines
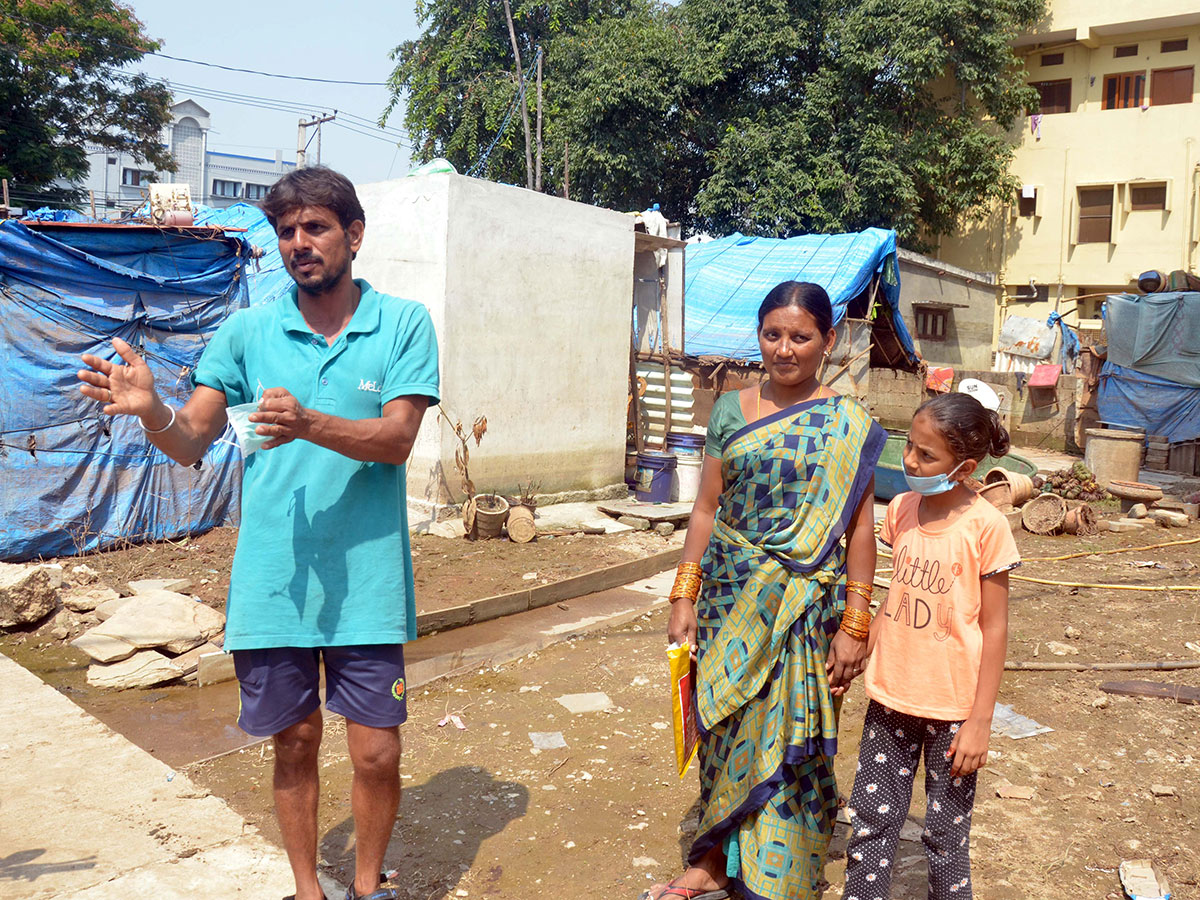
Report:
297,113,336,168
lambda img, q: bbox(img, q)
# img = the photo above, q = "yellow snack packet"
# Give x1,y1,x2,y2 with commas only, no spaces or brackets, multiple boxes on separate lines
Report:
667,642,699,778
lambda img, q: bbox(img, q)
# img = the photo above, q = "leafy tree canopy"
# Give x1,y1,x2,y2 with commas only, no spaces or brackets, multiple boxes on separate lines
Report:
385,0,1044,245
0,0,174,207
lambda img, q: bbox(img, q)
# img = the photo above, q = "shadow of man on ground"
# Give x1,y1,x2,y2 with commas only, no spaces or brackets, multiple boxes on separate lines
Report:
321,766,529,897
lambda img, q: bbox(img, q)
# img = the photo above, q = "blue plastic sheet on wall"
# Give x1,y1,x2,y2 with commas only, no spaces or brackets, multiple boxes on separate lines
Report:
0,220,252,561
681,228,916,362
1097,362,1200,443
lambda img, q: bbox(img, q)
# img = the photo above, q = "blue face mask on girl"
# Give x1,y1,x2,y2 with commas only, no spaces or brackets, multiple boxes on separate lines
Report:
903,460,967,496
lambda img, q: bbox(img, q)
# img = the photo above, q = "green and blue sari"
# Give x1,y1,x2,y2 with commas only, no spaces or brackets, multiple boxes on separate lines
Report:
693,395,885,900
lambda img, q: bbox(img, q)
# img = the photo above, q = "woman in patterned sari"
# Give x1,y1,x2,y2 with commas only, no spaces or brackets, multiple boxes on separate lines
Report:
645,282,885,900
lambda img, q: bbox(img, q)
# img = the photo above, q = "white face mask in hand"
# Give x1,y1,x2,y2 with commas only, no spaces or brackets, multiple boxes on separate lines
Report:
224,399,272,457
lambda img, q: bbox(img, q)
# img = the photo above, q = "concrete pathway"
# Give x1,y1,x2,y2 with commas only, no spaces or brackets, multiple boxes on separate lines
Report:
0,650,299,900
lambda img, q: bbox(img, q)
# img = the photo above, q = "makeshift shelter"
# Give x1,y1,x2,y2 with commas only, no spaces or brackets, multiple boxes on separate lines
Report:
1097,291,1200,443
0,219,252,561
681,229,918,367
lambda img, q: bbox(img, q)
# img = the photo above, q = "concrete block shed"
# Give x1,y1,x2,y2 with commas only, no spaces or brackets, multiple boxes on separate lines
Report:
354,174,636,514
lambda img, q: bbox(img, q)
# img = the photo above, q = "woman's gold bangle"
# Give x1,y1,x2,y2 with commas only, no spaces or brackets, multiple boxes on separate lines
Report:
846,579,875,594
846,584,873,602
669,565,703,604
840,623,870,641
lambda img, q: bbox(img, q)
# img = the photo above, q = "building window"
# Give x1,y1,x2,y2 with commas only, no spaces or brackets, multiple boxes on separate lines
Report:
244,183,270,200
1040,52,1064,66
1162,38,1188,53
1017,186,1039,217
121,168,154,186
1129,183,1167,211
1031,79,1071,114
1151,66,1193,106
212,179,242,198
913,306,948,341
1114,44,1139,58
1077,187,1114,243
1103,71,1145,109
106,156,117,165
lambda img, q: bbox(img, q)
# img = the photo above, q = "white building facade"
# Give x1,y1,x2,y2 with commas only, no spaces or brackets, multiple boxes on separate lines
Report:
76,99,295,214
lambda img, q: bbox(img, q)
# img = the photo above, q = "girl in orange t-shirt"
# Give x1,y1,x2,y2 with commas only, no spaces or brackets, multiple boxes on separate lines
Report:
843,394,1019,900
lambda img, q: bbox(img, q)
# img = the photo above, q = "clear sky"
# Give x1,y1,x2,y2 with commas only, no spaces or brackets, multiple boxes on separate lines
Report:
125,0,422,185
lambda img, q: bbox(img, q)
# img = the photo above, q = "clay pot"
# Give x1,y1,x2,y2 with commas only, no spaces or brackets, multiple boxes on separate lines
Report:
984,469,1035,506
507,505,537,543
978,481,1013,510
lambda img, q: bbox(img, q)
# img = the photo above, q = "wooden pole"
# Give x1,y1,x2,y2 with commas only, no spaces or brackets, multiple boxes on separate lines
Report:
535,50,544,192
1,178,8,217
501,0,534,190
563,141,570,200
89,190,96,220
659,271,672,447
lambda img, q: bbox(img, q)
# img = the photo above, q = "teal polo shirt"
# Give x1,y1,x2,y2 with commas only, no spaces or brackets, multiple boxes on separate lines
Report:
192,279,440,651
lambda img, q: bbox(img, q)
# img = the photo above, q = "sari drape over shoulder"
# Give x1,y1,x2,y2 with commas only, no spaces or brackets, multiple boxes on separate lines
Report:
692,395,885,900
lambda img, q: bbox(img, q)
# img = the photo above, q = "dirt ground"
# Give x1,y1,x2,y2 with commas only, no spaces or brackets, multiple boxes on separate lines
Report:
52,525,674,613
182,523,1200,900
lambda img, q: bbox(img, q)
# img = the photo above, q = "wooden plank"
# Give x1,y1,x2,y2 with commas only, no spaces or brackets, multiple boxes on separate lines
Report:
1100,680,1200,705
634,231,687,252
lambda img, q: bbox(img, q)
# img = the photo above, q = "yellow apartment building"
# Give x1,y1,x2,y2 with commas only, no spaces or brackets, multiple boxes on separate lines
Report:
937,1,1200,329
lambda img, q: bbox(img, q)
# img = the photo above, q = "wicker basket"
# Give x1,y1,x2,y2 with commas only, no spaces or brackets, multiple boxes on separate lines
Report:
1022,493,1067,535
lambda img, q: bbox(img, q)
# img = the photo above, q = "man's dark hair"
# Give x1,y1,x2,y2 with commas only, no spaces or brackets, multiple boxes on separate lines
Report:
261,166,365,231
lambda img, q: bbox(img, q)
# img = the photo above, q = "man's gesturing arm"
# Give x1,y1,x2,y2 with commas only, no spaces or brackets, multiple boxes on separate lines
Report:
78,337,229,467
251,387,428,466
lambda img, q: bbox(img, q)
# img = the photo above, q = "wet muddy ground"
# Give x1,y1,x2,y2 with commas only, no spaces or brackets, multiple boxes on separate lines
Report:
162,526,1200,900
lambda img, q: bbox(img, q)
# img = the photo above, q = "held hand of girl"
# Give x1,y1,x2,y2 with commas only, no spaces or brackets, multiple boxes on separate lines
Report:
826,629,867,696
947,717,991,776
667,600,699,663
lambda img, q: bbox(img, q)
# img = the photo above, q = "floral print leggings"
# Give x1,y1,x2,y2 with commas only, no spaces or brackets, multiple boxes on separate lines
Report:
843,701,977,900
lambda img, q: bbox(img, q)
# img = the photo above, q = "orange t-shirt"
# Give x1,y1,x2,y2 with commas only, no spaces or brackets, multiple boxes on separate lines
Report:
865,492,1021,720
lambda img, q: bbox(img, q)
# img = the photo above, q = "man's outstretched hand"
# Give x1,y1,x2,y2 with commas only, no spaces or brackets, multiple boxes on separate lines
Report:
78,338,160,419
251,388,315,450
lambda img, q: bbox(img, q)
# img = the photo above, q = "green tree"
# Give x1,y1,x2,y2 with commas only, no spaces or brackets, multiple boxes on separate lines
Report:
0,0,174,208
382,0,632,188
385,0,1043,246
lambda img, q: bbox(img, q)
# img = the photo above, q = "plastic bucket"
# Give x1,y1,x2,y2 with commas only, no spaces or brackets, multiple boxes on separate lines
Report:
665,432,706,461
672,454,703,503
625,450,639,486
635,451,677,502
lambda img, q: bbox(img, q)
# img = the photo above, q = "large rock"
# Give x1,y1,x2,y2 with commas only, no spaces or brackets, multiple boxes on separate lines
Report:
127,577,193,594
0,562,62,629
87,650,184,689
90,590,225,654
61,585,121,613
72,630,137,663
95,595,137,621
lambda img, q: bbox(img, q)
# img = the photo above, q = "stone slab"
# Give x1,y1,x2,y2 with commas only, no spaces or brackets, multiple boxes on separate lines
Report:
598,499,694,525
555,691,614,713
95,595,137,621
0,651,294,899
87,650,184,689
71,630,137,664
127,577,195,594
91,590,225,654
196,649,237,686
170,641,224,677
61,585,121,612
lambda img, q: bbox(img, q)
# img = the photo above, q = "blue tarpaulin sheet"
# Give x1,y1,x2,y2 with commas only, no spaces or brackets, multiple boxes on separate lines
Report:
194,203,293,308
682,228,917,361
0,220,253,561
1097,362,1200,443
1103,291,1200,388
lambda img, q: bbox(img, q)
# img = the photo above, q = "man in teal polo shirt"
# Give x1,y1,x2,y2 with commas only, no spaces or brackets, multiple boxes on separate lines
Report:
77,167,437,900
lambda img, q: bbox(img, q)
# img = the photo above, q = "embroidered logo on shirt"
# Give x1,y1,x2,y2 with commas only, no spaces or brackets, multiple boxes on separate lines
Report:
358,379,382,393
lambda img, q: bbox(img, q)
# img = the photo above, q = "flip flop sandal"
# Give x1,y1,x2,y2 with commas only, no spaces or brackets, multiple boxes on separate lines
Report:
344,889,400,900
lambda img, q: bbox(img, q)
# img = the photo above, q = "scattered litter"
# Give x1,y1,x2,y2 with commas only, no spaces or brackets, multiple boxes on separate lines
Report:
1091,696,1110,709
1119,859,1171,900
522,572,538,581
564,841,575,849
1130,561,1163,569
651,721,669,730
991,702,1054,739
628,822,648,830
529,731,567,751
631,675,650,687
438,714,467,730
1046,640,1079,656
1185,642,1200,656
555,692,614,714
632,857,660,868
1150,784,1176,797
166,771,175,782
995,782,1035,800
519,685,543,693
456,891,469,898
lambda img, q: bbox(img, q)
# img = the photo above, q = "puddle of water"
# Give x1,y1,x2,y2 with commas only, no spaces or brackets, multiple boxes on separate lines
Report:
0,637,259,769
